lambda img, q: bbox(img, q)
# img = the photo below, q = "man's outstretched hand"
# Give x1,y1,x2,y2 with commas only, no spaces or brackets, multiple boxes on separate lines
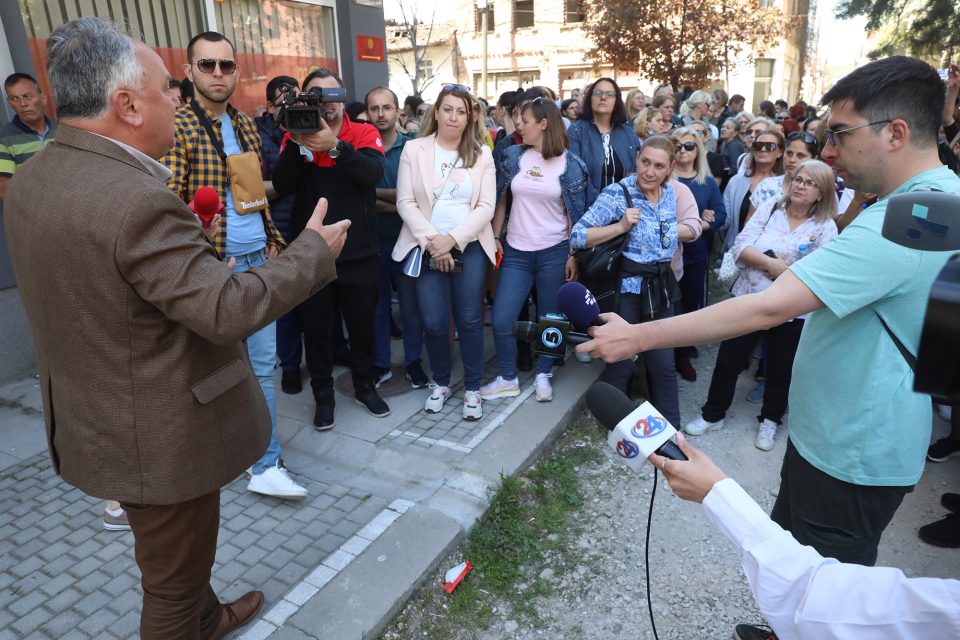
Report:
305,197,350,258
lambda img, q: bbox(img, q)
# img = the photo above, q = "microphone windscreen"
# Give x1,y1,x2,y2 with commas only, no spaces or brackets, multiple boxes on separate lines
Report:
193,186,221,217
585,381,641,432
557,281,600,328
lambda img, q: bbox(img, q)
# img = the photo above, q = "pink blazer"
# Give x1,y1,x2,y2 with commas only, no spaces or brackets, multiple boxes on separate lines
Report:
392,134,497,264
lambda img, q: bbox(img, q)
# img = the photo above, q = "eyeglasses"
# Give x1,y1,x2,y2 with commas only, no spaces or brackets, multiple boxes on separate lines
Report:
793,176,820,189
787,131,819,146
824,120,892,147
443,83,471,93
194,58,237,74
593,89,617,99
752,141,780,152
675,141,697,152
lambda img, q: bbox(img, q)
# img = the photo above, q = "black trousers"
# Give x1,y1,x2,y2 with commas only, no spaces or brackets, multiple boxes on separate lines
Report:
298,255,379,397
677,258,708,358
701,318,804,425
771,439,911,566
599,294,680,427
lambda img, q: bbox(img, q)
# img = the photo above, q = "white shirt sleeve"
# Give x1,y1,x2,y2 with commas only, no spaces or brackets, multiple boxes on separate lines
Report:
702,478,960,640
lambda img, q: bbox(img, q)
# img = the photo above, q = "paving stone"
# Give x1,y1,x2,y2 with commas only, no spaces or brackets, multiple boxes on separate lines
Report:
262,547,296,571
77,610,113,637
66,556,101,580
331,494,360,513
39,572,75,597
102,572,137,598
45,587,84,614
73,571,111,597
37,540,71,563
11,556,44,578
40,609,84,638
109,610,140,639
106,588,141,617
317,507,346,526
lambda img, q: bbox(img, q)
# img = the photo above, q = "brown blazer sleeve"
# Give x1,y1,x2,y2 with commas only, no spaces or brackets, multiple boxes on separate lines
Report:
115,188,336,345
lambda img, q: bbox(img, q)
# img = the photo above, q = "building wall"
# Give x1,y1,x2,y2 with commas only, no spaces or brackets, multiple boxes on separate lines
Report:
388,42,460,103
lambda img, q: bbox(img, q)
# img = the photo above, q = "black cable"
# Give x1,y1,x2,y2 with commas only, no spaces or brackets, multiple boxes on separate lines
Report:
645,468,660,640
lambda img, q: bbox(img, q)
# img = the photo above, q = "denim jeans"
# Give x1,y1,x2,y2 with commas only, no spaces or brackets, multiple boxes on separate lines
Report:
375,250,423,368
231,249,280,474
492,239,569,378
415,241,486,390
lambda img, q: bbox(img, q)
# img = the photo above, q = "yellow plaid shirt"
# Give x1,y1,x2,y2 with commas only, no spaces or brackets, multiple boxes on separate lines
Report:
162,102,285,256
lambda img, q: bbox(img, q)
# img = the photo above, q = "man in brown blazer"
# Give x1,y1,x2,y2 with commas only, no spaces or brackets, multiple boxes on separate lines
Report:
3,17,349,640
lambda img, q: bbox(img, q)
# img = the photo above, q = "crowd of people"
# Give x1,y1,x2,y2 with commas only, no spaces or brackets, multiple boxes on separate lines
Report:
2,14,958,640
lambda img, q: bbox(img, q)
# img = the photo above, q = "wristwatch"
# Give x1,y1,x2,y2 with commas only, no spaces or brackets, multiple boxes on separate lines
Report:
327,140,343,159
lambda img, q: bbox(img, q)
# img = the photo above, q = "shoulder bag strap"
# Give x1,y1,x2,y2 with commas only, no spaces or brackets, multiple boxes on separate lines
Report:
190,100,250,161
875,311,917,373
617,182,634,253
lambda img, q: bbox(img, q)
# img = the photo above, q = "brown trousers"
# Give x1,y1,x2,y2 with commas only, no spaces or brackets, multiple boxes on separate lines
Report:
122,490,224,639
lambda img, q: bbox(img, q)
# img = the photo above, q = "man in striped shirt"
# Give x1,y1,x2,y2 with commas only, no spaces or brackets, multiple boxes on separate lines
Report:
0,73,57,200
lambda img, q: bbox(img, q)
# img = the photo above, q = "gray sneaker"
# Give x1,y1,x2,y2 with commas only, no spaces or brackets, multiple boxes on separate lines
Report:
103,509,131,531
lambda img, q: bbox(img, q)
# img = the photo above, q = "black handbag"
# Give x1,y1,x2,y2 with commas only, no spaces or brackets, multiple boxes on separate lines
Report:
574,182,633,311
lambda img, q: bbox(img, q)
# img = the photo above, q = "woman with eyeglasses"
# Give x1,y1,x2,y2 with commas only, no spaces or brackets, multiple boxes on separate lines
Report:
570,136,702,426
745,131,821,223
479,98,589,403
722,128,783,250
670,128,727,382
567,78,639,205
685,160,838,452
394,84,496,421
633,107,666,141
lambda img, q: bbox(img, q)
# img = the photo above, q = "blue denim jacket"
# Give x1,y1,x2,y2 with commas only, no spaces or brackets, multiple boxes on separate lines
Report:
566,119,640,206
495,144,589,224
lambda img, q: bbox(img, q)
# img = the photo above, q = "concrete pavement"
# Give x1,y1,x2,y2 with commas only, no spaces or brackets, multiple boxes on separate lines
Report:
0,335,602,640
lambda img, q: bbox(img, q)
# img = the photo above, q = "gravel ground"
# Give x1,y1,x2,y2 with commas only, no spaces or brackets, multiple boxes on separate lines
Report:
381,340,960,640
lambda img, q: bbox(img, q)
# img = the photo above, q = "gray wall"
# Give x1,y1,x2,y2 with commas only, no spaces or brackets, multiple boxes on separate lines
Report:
0,4,39,381
335,0,388,103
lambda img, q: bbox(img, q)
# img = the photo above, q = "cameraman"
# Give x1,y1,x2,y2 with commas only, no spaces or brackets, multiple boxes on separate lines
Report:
272,69,389,429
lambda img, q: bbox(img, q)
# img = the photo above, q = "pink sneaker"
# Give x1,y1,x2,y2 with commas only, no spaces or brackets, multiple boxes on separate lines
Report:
479,376,520,400
424,383,451,413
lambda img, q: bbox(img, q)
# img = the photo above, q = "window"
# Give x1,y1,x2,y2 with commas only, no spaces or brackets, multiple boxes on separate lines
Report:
418,58,433,79
514,0,534,29
752,58,775,113
565,0,583,23
475,5,495,33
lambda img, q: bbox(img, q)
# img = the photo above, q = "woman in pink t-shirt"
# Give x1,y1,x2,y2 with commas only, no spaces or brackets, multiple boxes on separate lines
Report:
479,98,589,403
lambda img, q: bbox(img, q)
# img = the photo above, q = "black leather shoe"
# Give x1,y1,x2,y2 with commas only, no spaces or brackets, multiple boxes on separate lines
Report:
405,361,429,389
314,395,335,431
281,370,302,395
355,386,390,417
919,512,960,548
942,492,960,513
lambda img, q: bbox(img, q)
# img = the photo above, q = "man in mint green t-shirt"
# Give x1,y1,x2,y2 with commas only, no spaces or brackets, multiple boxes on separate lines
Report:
579,56,959,570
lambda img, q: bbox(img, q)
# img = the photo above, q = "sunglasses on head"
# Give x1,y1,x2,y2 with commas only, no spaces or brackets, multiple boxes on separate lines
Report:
675,141,697,152
752,141,780,152
787,131,818,146
194,58,237,74
443,83,471,94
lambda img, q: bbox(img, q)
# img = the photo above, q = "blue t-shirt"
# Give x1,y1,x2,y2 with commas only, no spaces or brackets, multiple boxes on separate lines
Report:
220,113,266,258
789,165,960,486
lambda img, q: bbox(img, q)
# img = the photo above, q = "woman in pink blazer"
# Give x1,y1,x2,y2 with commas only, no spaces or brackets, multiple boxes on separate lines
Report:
393,84,497,421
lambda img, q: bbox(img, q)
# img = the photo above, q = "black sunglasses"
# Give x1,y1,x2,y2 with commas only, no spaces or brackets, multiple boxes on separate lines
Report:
195,58,237,74
752,141,780,152
443,83,471,94
787,131,818,146
675,141,697,152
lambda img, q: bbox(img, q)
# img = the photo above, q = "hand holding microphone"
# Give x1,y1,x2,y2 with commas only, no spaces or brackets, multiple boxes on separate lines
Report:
647,433,726,503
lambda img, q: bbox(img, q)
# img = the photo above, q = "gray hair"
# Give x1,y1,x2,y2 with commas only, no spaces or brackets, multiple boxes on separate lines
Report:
47,17,143,120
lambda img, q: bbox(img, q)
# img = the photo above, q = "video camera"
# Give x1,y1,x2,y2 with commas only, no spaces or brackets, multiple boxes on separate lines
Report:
881,191,960,402
274,84,347,134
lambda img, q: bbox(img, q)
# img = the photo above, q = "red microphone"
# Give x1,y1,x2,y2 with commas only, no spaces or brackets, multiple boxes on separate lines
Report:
189,186,223,228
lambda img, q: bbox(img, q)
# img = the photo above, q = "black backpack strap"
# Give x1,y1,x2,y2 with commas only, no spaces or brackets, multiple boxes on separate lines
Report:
875,311,917,373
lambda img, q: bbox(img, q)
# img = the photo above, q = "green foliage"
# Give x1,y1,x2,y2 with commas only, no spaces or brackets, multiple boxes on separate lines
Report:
836,0,959,60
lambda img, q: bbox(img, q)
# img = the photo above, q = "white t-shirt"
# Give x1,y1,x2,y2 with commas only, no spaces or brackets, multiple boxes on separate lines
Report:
430,142,473,235
506,149,568,251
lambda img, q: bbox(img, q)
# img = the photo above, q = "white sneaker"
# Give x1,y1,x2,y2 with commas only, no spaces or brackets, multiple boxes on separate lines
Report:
247,463,308,499
535,373,553,402
574,350,592,363
424,382,451,413
479,375,520,400
755,419,777,451
684,415,725,436
463,390,482,421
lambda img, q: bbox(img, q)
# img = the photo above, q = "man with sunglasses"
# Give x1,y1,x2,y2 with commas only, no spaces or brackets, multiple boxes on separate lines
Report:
163,32,306,500
581,55,960,640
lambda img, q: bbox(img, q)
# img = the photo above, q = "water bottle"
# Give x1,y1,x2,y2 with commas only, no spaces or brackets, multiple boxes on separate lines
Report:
797,243,809,259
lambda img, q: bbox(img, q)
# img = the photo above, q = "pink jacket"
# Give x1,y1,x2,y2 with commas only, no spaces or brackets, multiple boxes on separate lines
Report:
392,135,497,264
